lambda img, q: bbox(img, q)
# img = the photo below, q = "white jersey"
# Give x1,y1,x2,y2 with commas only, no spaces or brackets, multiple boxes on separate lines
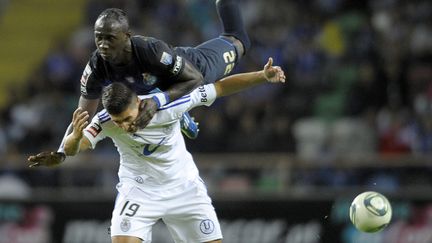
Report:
83,84,217,190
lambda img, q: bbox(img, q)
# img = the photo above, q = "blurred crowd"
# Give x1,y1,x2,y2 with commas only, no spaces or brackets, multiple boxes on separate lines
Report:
0,0,431,160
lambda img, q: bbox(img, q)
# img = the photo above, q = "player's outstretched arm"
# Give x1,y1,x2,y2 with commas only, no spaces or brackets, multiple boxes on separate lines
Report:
27,97,99,167
214,57,285,97
130,60,203,132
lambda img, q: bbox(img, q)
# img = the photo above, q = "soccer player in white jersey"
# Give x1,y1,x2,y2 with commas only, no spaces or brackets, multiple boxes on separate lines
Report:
29,58,285,243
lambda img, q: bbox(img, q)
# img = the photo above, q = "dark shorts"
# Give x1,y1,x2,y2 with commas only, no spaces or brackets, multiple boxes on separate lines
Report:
175,36,239,84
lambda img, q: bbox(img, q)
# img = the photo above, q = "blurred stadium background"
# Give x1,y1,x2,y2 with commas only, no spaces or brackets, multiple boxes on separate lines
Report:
0,0,431,242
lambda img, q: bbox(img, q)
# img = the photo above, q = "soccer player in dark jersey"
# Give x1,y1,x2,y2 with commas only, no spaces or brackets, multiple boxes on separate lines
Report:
28,0,250,166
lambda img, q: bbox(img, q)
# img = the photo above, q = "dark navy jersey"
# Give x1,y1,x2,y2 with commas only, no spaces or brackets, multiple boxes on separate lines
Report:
80,35,238,99
80,35,185,99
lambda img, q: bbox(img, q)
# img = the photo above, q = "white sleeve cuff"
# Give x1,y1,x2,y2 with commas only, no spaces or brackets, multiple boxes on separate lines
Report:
152,92,170,108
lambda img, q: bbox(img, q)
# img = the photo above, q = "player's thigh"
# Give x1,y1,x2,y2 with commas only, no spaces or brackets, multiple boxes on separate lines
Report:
112,235,143,243
110,186,162,241
163,179,222,243
198,37,238,80
221,35,245,57
179,37,238,83
164,212,222,243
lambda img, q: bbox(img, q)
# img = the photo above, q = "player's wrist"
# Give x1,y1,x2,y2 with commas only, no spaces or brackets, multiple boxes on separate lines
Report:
56,148,67,163
261,70,270,82
55,152,66,163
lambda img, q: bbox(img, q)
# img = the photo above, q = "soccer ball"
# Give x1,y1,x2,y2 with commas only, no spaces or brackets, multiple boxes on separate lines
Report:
349,191,392,233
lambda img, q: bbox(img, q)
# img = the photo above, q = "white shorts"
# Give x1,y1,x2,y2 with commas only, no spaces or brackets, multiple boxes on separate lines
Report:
110,178,222,243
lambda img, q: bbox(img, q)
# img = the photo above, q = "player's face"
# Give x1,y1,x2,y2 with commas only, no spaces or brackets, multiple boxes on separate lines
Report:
94,18,130,64
109,98,139,133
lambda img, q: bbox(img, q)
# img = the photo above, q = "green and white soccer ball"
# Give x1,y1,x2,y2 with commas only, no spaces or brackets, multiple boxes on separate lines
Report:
349,191,392,233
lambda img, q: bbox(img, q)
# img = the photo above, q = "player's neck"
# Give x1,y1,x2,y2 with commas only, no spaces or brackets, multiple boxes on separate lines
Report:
115,52,132,66
112,45,132,66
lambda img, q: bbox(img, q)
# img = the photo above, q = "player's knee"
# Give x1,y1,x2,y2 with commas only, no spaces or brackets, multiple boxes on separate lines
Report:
237,32,250,55
223,34,250,57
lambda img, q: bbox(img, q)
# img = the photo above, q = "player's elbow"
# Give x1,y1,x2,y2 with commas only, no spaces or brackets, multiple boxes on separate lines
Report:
186,71,203,90
193,72,204,88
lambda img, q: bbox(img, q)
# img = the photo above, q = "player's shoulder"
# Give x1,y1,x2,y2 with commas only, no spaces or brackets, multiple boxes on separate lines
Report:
131,35,165,48
131,36,176,73
95,109,112,125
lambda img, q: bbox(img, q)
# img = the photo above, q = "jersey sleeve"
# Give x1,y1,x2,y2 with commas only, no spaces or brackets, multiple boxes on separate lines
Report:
134,36,185,79
83,114,107,149
80,54,104,99
157,84,217,114
147,84,216,125
187,84,217,110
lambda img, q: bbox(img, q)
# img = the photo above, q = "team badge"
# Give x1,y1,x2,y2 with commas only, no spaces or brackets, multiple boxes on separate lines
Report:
134,176,144,184
160,52,173,65
142,73,157,86
120,218,131,232
199,219,214,234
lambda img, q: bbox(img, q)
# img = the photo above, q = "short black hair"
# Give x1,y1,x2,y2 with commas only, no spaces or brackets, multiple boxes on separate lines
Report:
97,8,129,32
102,82,135,115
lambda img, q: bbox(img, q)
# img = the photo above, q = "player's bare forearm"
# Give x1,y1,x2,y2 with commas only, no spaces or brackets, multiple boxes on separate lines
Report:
78,96,99,118
166,59,203,101
130,79,200,131
165,78,202,101
131,60,202,130
64,135,83,156
64,107,91,155
215,71,265,97
215,57,285,97
58,97,99,151
63,133,92,156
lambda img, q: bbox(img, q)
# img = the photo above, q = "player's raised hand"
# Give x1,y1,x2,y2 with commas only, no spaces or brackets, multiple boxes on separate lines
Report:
130,98,158,132
263,57,285,83
71,107,89,140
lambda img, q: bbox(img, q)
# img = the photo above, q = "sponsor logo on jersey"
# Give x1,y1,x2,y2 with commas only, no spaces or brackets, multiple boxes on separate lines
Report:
87,123,102,137
171,56,183,75
142,73,157,86
142,137,166,156
120,218,131,232
198,86,208,102
134,176,144,184
199,219,215,234
160,52,173,65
